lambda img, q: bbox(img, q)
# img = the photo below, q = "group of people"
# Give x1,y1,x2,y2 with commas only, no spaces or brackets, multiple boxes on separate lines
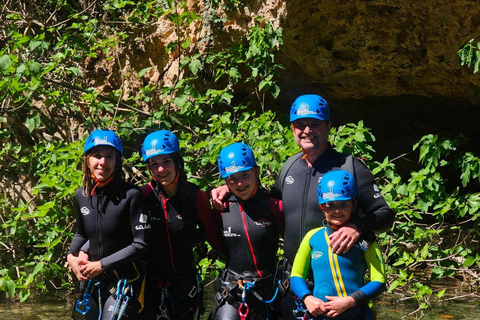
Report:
67,94,395,320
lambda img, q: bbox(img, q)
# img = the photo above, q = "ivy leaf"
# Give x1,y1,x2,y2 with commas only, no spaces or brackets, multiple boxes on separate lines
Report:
138,66,152,78
188,59,202,75
28,61,42,75
0,55,12,71
67,67,83,77
25,115,42,133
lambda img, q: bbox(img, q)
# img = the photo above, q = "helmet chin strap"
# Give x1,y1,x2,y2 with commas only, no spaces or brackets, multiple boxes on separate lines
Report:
90,174,114,196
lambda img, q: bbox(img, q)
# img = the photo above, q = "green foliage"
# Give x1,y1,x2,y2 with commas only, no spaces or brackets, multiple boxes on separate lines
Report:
458,38,480,74
0,0,287,300
1,3,479,318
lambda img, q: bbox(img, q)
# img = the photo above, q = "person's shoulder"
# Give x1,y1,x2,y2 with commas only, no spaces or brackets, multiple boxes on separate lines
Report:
74,186,85,199
282,152,304,168
185,181,200,192
305,226,324,238
118,180,142,195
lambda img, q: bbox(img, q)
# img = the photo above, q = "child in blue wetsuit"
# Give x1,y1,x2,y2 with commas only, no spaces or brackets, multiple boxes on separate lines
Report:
210,142,284,320
290,170,386,320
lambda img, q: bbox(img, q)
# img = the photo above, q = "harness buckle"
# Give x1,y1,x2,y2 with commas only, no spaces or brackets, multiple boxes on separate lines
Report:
221,287,229,298
187,285,198,298
283,278,290,291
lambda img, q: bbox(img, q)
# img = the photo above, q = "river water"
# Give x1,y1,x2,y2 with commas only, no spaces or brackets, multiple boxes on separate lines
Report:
1,288,479,320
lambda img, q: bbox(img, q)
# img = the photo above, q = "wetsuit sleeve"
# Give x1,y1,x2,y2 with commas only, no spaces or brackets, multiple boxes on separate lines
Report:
195,189,224,252
353,158,395,234
68,190,89,255
211,208,229,257
101,188,148,271
270,177,282,200
80,241,90,253
290,228,318,300
268,198,285,237
349,241,386,305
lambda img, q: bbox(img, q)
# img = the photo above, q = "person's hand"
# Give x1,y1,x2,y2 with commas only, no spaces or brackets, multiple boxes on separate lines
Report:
210,185,229,210
303,295,326,317
79,261,103,279
78,250,89,262
328,222,360,254
323,295,356,318
67,253,89,281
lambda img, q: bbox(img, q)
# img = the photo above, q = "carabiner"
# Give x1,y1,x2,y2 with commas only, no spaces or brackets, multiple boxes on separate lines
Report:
238,302,249,320
75,279,92,315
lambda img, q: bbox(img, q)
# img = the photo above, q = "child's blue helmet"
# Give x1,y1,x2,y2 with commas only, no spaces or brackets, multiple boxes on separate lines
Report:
218,142,256,178
290,94,330,122
141,130,180,162
318,170,357,205
84,129,123,155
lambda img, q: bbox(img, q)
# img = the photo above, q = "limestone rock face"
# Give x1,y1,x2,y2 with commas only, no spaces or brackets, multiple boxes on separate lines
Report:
278,0,480,100
100,0,480,156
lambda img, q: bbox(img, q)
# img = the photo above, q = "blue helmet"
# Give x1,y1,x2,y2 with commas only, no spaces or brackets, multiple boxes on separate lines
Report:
290,94,330,122
318,170,357,205
84,129,123,155
141,130,180,162
218,142,256,178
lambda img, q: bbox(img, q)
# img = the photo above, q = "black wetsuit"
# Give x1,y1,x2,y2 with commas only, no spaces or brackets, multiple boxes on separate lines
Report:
69,180,149,320
141,180,222,320
210,189,284,320
270,146,395,320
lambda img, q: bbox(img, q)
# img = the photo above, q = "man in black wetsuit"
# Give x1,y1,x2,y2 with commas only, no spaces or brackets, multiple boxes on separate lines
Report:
211,94,395,320
271,94,395,320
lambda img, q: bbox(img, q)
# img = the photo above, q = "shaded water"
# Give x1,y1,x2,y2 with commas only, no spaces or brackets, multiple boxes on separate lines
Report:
1,289,479,320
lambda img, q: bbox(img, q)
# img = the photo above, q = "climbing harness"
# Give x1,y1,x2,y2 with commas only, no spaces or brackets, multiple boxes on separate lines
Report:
111,279,132,320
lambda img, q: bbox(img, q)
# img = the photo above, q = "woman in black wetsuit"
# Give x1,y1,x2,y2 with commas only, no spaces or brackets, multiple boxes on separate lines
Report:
210,142,284,320
140,129,223,320
67,129,149,320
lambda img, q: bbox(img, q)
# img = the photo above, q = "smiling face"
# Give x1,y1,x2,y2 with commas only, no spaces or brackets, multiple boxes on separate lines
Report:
148,154,178,187
225,168,258,200
320,199,357,227
293,119,331,154
87,146,117,182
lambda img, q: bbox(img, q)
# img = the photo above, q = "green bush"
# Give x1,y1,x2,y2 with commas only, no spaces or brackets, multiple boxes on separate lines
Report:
0,2,479,316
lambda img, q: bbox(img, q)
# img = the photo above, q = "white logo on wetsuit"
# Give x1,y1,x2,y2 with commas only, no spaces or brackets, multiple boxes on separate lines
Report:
139,213,148,223
311,251,323,260
135,224,151,230
80,207,90,215
373,184,383,198
254,219,272,227
223,226,241,237
285,176,294,185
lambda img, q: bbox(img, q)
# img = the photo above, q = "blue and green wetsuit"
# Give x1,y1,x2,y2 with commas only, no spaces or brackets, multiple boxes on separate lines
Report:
290,223,386,319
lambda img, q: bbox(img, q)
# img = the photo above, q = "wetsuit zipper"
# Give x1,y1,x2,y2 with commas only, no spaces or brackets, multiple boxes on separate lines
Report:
240,203,263,278
97,190,104,260
300,166,312,247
